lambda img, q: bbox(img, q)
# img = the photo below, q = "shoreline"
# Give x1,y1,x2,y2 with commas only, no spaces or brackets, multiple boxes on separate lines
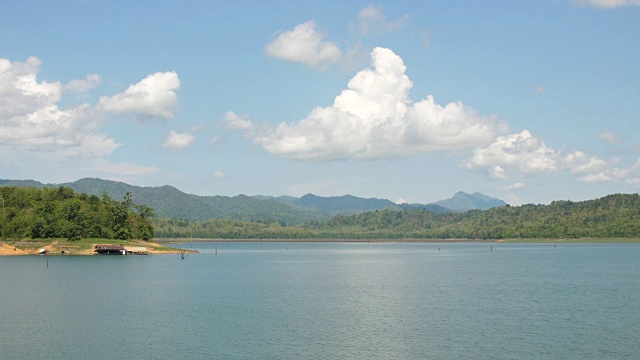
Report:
0,240,195,256
154,237,640,244
3,237,638,256
156,238,494,243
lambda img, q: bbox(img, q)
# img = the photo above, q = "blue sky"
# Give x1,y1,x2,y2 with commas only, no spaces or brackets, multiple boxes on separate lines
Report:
1,0,639,205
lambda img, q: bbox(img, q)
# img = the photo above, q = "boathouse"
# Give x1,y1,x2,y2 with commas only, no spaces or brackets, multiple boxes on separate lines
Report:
94,244,126,255
124,246,149,255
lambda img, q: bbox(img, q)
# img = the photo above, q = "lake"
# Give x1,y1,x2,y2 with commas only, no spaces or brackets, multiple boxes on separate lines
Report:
1,242,639,359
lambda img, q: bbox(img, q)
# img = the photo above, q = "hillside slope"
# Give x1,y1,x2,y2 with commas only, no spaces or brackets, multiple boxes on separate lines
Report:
1,178,328,225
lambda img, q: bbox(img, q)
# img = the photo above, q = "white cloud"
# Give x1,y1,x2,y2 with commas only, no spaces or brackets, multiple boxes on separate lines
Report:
62,134,121,160
577,172,614,183
63,74,101,93
163,130,194,150
0,131,157,181
490,166,506,179
599,131,624,144
98,71,180,119
627,177,640,186
504,193,522,206
0,56,101,150
533,85,545,95
395,197,407,204
209,136,221,147
583,163,634,184
504,182,527,191
265,21,342,69
0,56,176,183
422,31,432,48
213,170,225,179
355,4,409,36
464,130,560,178
570,0,640,8
466,130,627,184
252,47,502,161
0,56,62,120
97,161,159,176
224,111,255,130
564,151,607,175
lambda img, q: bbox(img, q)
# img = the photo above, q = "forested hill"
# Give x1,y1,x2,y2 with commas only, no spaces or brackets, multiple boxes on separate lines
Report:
443,193,640,239
0,186,154,241
0,178,328,225
307,193,640,239
257,192,504,214
291,194,397,214
152,193,640,239
1,178,506,223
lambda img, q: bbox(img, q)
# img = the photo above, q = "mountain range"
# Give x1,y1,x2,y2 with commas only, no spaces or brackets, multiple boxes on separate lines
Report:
0,178,506,224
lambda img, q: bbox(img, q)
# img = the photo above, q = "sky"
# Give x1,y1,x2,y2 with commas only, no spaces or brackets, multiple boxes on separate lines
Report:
1,0,639,205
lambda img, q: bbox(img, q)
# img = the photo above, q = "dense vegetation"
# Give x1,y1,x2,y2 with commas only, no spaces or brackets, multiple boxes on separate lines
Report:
0,178,329,224
2,183,639,241
153,218,316,239
152,193,640,240
0,186,154,241
1,179,506,224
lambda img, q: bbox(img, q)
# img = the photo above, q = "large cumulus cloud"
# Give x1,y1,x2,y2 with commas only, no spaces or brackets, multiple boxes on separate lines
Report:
252,47,502,161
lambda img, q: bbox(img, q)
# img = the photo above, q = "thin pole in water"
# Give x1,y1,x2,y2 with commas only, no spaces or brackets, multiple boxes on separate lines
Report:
215,243,218,255
491,245,493,252
46,254,48,267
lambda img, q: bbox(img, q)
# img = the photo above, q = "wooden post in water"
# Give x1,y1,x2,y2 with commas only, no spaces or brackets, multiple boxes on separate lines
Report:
215,243,218,255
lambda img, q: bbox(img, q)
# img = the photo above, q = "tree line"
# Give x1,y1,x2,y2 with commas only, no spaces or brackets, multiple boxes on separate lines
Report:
3,187,639,241
0,186,154,241
152,193,640,240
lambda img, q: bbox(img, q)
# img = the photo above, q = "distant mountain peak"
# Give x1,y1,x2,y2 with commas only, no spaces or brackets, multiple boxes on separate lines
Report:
434,191,506,211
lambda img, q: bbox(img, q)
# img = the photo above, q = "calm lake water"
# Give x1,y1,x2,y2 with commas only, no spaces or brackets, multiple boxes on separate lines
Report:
1,242,639,359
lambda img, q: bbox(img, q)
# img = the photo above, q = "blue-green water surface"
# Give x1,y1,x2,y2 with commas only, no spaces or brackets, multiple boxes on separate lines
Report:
1,242,639,359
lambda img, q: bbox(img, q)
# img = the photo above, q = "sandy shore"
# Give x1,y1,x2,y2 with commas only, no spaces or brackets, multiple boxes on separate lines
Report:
0,240,194,256
0,243,28,255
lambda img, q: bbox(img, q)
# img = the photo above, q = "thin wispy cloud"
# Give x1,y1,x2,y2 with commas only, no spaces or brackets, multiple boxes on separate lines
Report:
533,85,545,95
503,182,527,191
354,4,409,36
63,74,101,94
599,131,624,144
570,0,640,8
